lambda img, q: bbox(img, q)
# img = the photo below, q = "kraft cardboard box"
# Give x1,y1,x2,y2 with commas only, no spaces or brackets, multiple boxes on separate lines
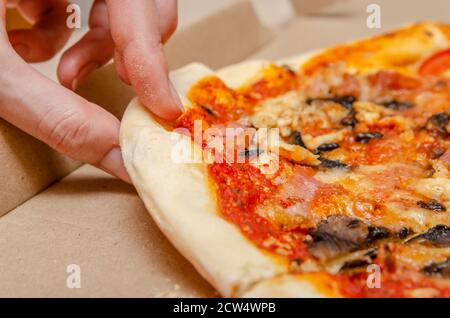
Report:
1,0,449,297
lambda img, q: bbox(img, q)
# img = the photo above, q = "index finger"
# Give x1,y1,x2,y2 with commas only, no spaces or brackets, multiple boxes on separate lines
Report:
105,0,183,120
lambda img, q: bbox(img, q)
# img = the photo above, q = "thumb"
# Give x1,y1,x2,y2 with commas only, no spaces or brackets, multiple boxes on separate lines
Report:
0,52,130,182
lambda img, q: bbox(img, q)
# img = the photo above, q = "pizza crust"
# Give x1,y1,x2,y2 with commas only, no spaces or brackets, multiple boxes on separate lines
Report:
241,274,339,298
216,60,271,88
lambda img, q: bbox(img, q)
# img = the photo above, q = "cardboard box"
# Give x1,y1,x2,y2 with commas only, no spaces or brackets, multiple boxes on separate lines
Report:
1,0,449,297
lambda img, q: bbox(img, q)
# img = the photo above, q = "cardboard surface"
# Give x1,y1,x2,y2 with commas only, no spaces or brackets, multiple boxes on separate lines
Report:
0,165,216,297
165,0,273,70
2,0,450,297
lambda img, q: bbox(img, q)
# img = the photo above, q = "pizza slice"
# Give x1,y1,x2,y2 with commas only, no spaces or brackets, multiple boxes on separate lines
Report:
120,22,450,298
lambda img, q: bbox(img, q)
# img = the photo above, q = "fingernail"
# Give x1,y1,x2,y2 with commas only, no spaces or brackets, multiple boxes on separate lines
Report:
169,80,185,114
13,43,29,59
72,62,99,91
99,147,131,184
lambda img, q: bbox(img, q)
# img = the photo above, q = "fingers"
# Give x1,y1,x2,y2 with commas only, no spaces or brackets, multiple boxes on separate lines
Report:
7,0,73,62
58,0,179,96
57,0,114,90
0,53,131,183
106,0,183,120
154,0,178,43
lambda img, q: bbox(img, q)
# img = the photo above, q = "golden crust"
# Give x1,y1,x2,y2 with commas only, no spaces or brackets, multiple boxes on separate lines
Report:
301,22,450,76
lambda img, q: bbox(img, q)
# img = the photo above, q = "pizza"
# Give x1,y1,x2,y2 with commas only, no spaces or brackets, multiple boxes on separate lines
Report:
120,22,450,298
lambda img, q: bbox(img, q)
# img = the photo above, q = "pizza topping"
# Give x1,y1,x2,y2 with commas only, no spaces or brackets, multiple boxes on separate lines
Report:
279,142,321,166
314,143,340,154
300,62,361,98
431,147,446,159
307,95,356,110
419,48,450,77
179,32,450,297
281,64,296,75
368,70,421,91
239,148,263,159
425,112,449,137
340,258,371,271
407,225,450,247
422,258,450,278
329,96,356,109
326,248,376,274
306,216,369,261
289,130,306,147
381,99,414,111
414,177,450,201
440,149,450,166
417,199,447,212
200,105,218,118
397,227,414,239
302,129,348,149
355,131,384,143
319,158,349,169
340,110,358,127
367,226,391,241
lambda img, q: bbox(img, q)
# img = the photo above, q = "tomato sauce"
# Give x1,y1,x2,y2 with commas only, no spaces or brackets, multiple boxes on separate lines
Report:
336,269,450,298
208,162,308,259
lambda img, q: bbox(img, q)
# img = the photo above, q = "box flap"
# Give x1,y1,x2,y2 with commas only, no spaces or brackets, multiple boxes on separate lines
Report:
0,165,216,297
165,0,273,70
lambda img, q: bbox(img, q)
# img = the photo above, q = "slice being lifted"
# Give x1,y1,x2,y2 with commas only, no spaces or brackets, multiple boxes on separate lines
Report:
120,22,450,297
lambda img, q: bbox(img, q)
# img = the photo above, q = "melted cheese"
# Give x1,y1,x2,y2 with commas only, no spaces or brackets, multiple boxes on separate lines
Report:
301,22,450,76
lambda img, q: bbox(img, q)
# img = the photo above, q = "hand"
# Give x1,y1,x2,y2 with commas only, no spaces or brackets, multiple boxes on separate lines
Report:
0,0,182,183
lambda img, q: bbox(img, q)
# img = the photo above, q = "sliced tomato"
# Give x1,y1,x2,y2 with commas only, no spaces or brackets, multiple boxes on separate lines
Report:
419,49,450,76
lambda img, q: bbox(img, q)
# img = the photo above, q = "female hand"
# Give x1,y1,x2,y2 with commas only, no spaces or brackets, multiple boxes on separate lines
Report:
0,0,182,183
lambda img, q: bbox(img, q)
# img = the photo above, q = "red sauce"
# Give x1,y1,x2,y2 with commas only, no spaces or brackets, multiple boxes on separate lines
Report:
208,162,308,259
238,64,299,104
177,65,309,260
336,269,450,298
186,76,246,124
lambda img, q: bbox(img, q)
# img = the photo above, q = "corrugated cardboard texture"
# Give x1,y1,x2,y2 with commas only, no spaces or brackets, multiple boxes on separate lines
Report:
0,122,79,215
2,0,450,297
